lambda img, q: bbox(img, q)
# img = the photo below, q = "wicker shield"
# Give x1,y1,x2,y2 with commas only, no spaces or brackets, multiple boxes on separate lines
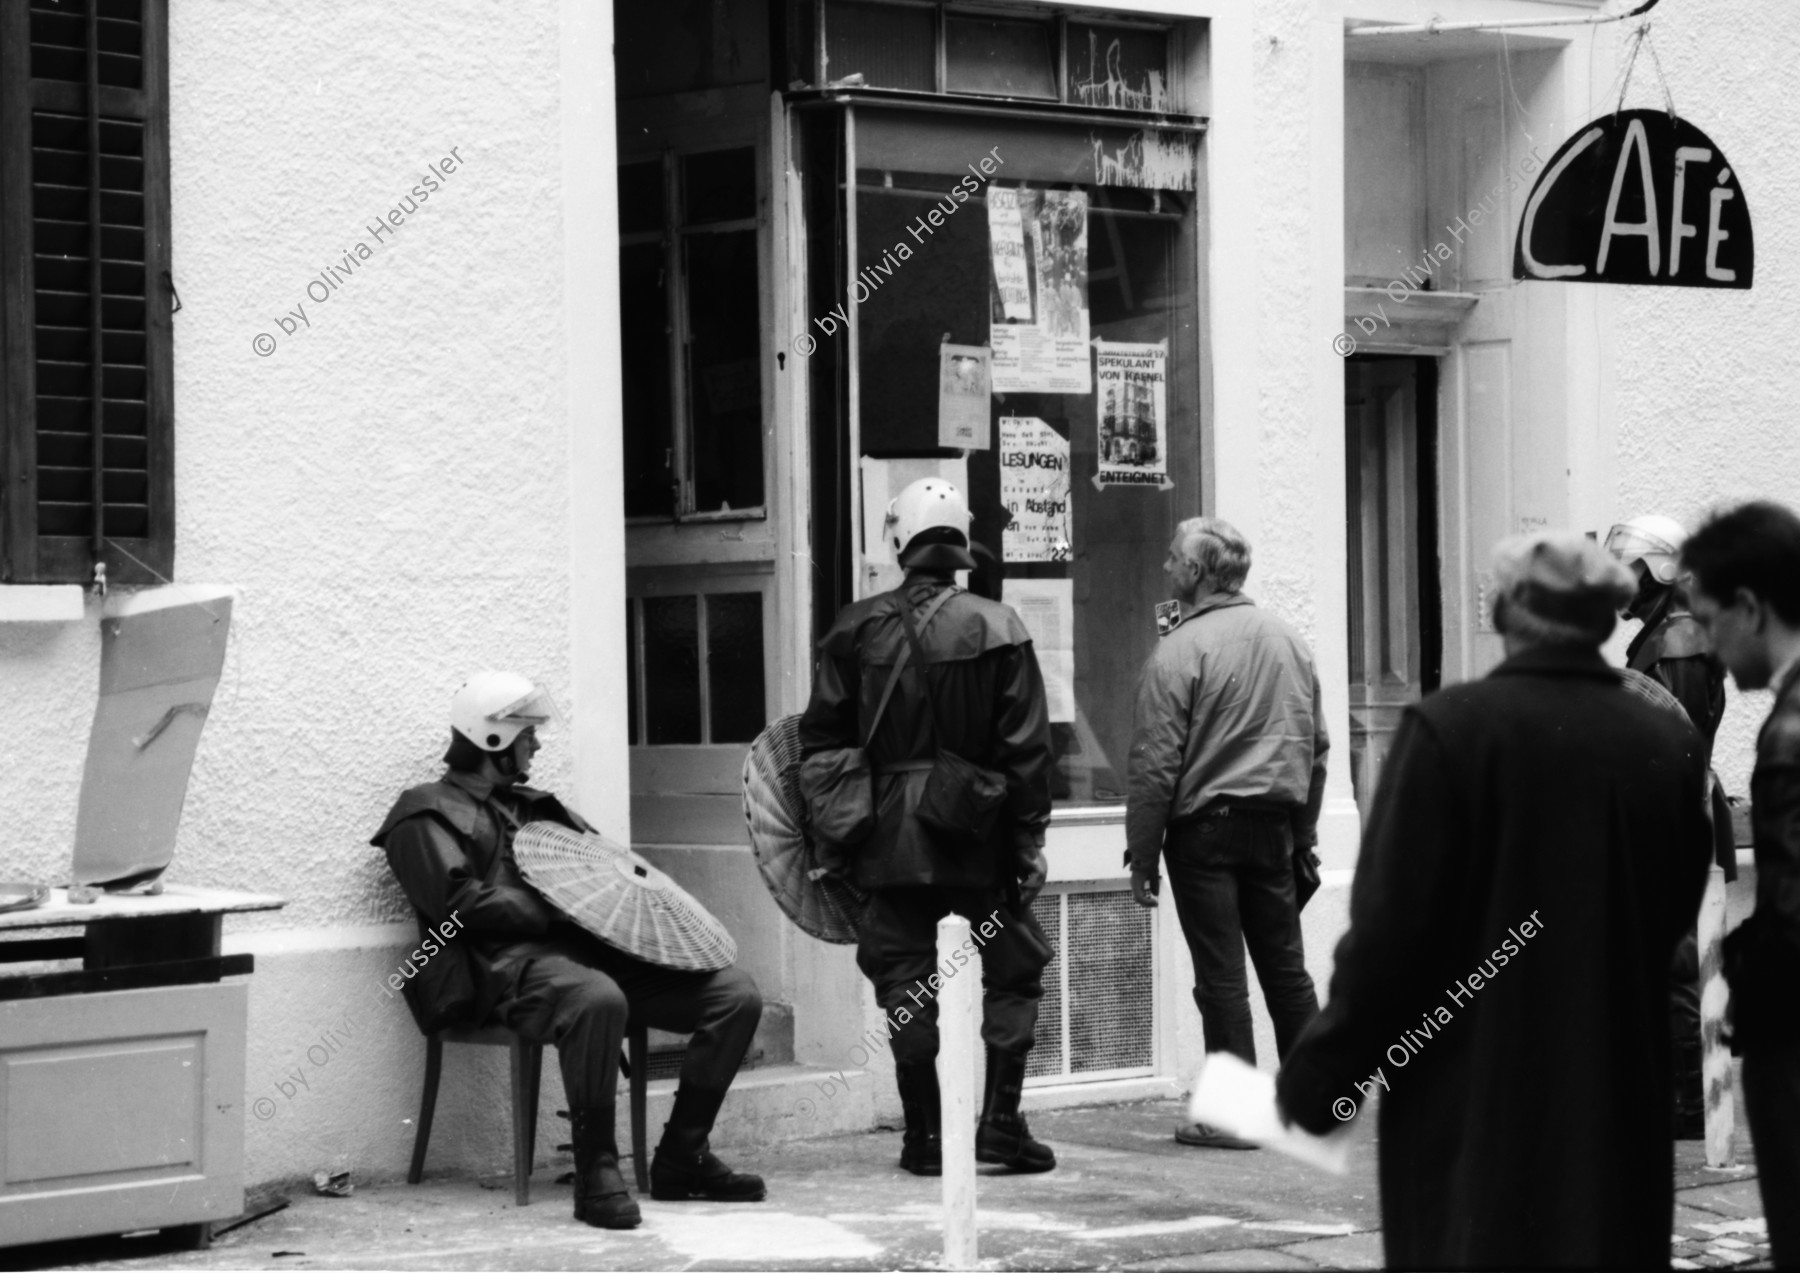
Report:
511,822,737,971
743,714,869,944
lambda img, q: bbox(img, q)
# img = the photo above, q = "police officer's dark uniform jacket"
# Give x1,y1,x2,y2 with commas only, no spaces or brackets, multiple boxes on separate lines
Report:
372,765,765,1223
799,570,1057,1173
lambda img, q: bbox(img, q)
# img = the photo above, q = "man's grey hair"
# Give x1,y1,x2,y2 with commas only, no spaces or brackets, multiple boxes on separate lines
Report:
1174,517,1252,593
1491,531,1634,648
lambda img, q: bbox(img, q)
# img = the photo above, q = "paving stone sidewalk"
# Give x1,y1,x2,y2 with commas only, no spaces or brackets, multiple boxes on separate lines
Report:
9,1099,1770,1271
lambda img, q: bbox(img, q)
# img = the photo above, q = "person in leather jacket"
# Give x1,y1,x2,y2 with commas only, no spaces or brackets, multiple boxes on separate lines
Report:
373,672,764,1230
1607,513,1734,1138
799,477,1057,1178
1682,501,1800,1266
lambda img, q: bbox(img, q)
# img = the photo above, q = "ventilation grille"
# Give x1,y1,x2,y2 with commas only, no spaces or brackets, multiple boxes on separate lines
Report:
29,99,149,542
1027,888,1154,1081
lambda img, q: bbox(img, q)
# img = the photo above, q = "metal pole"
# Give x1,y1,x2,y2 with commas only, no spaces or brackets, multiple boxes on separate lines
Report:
1697,862,1736,1167
937,914,978,1268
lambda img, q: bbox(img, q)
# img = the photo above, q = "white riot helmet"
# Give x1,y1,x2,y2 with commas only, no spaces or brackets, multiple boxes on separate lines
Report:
450,671,559,752
887,477,974,569
1603,514,1687,585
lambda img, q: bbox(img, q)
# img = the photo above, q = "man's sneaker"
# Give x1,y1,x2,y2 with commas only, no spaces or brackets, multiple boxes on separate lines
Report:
1174,1121,1258,1150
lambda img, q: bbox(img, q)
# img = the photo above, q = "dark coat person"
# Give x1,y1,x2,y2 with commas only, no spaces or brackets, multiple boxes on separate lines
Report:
1681,501,1800,1268
374,672,765,1231
799,477,1057,1179
1277,533,1713,1270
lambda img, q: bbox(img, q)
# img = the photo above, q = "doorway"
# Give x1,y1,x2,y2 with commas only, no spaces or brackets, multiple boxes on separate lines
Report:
1344,355,1441,809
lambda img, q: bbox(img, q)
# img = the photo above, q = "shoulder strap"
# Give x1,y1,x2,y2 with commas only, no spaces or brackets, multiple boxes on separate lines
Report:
894,587,959,748
864,586,958,749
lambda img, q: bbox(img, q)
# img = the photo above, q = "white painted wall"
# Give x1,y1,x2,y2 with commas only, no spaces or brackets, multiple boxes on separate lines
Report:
1597,1,1800,798
0,0,635,1185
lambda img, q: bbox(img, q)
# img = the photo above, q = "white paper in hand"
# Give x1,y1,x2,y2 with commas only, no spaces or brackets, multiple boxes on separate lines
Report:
1187,1053,1352,1175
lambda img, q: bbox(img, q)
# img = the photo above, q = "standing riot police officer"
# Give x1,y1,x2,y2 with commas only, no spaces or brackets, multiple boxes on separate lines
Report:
799,478,1058,1176
1607,514,1733,1138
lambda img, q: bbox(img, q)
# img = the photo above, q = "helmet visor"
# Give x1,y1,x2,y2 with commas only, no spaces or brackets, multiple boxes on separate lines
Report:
490,685,561,731
1603,523,1679,563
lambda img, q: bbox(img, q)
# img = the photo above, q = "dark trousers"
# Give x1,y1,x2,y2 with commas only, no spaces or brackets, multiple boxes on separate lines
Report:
1672,925,1704,1121
1743,1040,1800,1267
1164,814,1318,1065
855,886,1054,1066
494,931,761,1117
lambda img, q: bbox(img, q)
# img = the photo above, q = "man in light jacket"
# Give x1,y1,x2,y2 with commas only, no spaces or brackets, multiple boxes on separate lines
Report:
1126,517,1328,1148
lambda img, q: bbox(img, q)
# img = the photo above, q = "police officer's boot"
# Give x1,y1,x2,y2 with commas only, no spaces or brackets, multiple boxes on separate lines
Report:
649,1085,767,1201
566,1105,641,1229
895,1060,942,1176
975,1046,1056,1173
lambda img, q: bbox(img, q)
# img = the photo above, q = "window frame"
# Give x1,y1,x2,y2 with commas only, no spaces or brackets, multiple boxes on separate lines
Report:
625,564,777,749
621,144,770,527
0,0,175,587
813,1,1188,116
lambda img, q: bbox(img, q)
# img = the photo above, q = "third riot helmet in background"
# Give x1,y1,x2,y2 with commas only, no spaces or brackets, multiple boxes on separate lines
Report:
1604,514,1688,585
887,477,975,571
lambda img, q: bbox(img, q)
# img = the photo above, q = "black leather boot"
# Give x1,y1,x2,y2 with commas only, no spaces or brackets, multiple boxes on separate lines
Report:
975,1047,1055,1173
649,1085,766,1202
895,1060,942,1176
565,1106,641,1229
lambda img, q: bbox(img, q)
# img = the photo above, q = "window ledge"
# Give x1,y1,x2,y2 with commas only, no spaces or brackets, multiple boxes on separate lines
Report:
0,585,86,623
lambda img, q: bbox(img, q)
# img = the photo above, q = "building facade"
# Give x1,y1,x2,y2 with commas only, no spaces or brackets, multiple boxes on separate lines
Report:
2,0,1796,1187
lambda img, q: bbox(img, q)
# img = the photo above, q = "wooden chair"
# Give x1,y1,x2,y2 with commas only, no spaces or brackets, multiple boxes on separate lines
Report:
407,1021,650,1205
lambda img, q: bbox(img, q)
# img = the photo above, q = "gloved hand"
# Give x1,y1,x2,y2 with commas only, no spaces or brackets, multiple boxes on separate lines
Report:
1129,866,1160,908
1017,834,1048,908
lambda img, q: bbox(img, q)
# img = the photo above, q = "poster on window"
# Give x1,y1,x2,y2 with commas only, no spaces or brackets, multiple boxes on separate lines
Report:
988,189,1034,321
1094,339,1169,488
990,189,1091,395
999,416,1071,564
937,343,992,450
1002,578,1075,723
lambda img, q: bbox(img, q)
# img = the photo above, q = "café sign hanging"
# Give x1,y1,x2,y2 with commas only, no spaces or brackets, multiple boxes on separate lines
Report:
1514,109,1752,289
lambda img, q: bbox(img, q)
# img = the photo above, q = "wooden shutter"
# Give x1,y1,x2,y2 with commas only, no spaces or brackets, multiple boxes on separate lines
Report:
0,0,172,585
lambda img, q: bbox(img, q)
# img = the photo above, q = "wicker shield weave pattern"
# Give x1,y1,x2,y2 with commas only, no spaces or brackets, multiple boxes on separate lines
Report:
512,822,737,971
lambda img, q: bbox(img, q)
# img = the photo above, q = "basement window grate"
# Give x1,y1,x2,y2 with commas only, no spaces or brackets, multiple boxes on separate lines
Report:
1026,887,1155,1083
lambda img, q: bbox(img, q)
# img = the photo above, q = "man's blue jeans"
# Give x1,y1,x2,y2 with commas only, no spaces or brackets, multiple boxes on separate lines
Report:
1164,813,1319,1065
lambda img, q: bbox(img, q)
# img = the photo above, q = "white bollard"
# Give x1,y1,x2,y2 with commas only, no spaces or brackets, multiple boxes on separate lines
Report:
1697,862,1736,1168
937,914,979,1269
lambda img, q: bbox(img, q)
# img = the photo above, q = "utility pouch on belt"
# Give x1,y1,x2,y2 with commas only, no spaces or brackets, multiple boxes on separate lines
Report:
799,587,957,848
897,591,1009,848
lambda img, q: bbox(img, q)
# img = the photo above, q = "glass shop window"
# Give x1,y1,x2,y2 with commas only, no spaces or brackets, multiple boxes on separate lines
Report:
816,3,1172,112
802,107,1206,806
625,585,768,746
617,147,764,520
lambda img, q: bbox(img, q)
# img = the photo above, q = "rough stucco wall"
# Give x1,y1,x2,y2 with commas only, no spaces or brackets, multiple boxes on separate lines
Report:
4,0,571,914
1605,0,1800,796
1,0,574,1183
1246,0,1323,644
